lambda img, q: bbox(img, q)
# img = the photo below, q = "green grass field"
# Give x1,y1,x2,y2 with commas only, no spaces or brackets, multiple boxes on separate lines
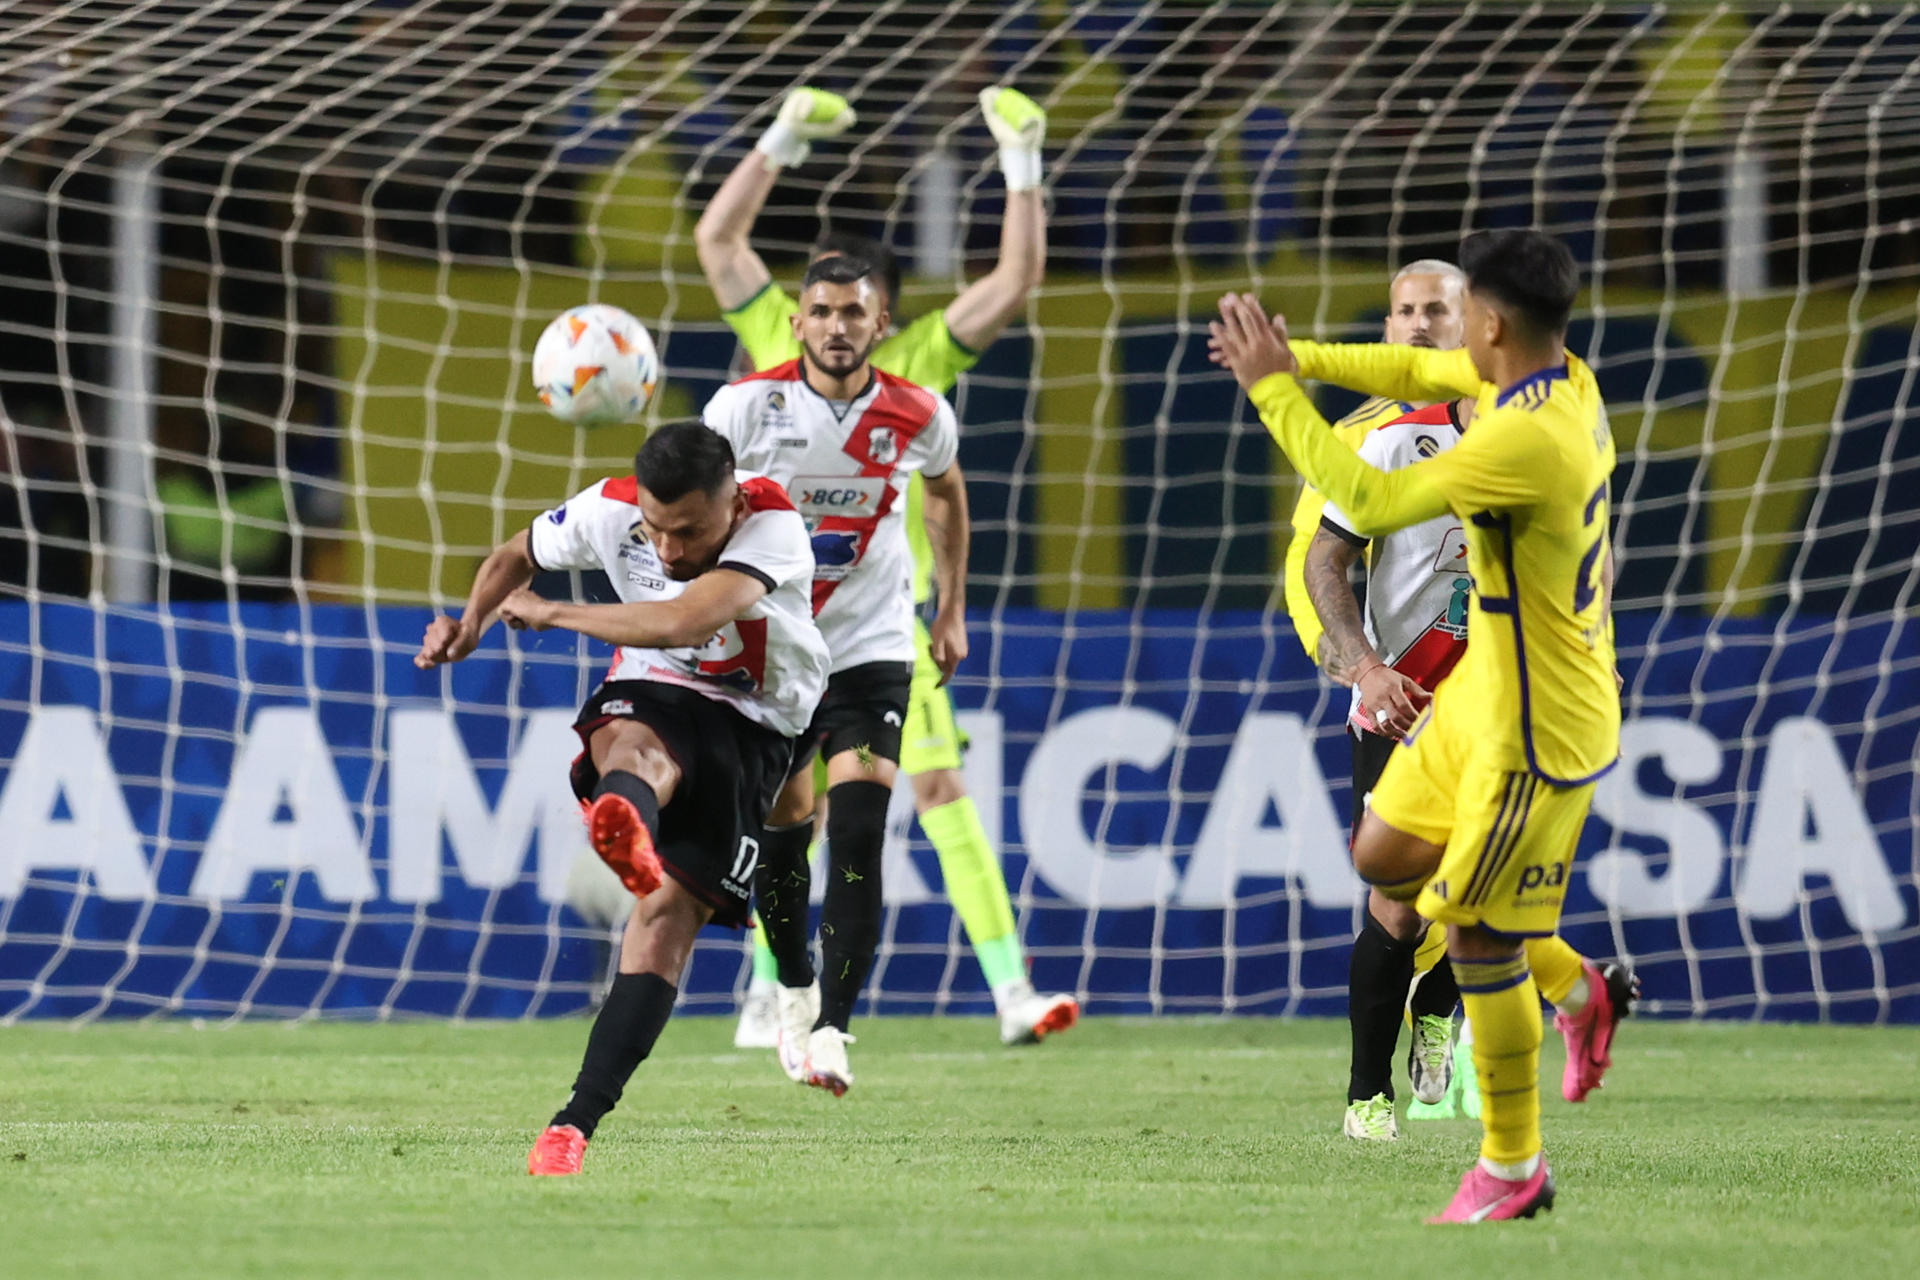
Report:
1,1016,1914,1279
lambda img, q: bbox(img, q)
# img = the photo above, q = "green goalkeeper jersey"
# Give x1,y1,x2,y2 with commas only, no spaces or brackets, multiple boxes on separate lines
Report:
722,281,979,604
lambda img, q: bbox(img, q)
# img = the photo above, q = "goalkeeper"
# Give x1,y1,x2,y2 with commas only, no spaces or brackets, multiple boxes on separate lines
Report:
694,84,1077,1047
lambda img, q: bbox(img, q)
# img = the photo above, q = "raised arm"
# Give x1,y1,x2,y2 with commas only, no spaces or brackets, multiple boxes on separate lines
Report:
940,87,1049,351
498,567,768,650
693,88,855,311
415,529,538,668
920,463,971,685
1290,339,1484,405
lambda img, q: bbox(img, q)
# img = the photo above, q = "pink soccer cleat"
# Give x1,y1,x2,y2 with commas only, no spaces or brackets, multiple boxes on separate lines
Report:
1555,960,1639,1102
527,1123,587,1176
1427,1158,1555,1224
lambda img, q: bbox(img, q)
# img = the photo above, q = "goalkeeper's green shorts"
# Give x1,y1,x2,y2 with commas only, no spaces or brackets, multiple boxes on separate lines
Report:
902,617,967,775
809,620,966,790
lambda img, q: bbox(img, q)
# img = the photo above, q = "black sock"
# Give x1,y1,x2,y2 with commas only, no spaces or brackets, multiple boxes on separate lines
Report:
1409,948,1460,1021
593,770,660,841
815,780,889,1031
752,819,816,987
1347,910,1418,1103
551,972,676,1139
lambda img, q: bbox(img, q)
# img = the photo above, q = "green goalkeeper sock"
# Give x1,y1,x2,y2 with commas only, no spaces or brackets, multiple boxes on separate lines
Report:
920,796,1025,989
750,918,778,984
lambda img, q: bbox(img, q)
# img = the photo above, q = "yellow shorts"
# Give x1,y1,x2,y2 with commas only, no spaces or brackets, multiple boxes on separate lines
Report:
1368,691,1596,938
898,618,967,775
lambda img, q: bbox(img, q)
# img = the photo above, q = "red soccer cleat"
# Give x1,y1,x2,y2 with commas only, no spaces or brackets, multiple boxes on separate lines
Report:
584,793,663,898
1427,1158,1555,1224
1555,960,1639,1102
527,1123,587,1176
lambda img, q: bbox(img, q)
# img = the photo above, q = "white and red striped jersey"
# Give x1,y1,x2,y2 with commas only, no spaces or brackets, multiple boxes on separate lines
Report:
701,360,959,672
1319,402,1472,736
527,470,829,738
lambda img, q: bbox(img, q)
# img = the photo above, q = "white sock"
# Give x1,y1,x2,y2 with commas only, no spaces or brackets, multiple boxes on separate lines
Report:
1557,972,1591,1018
990,977,1033,1013
1479,1152,1541,1181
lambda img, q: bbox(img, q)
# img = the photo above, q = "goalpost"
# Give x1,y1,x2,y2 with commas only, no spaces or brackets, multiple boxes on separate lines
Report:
0,1,1915,1022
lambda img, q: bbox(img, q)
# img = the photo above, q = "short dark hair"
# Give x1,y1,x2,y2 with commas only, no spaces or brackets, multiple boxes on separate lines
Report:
1459,230,1579,340
633,421,734,503
800,253,880,295
812,231,901,307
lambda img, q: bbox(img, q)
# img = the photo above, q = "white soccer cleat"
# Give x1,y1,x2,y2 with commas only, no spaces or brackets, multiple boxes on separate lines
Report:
1407,1012,1457,1106
775,981,820,1083
997,984,1080,1046
804,1025,856,1097
734,977,779,1050
1343,1093,1399,1142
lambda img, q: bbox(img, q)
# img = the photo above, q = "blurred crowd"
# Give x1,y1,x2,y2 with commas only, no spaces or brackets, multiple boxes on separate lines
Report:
2,1,1917,601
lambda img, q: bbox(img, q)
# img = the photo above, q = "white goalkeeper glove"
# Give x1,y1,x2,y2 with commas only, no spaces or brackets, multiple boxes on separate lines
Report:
755,87,856,172
979,85,1046,192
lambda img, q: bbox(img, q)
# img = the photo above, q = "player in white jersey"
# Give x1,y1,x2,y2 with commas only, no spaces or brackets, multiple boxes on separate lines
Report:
1312,399,1475,1140
702,254,968,1095
414,421,829,1176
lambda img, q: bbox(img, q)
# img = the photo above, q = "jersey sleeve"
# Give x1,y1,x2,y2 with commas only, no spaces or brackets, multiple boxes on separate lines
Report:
716,507,814,594
1252,372,1552,535
1318,428,1397,542
721,282,801,371
911,396,961,478
527,480,615,572
874,311,979,394
1291,341,1484,405
1280,415,1374,664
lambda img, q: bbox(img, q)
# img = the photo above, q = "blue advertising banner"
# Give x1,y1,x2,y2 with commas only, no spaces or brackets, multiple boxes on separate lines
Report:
0,603,1913,1022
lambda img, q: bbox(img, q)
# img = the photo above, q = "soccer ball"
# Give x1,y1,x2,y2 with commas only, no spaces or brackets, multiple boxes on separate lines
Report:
531,304,659,427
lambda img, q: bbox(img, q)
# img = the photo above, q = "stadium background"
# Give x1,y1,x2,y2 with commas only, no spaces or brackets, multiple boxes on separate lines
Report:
1,1,1916,1023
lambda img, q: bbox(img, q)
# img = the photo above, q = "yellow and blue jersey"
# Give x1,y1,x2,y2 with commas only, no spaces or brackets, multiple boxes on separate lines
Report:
1280,394,1412,663
1251,342,1619,785
722,283,979,605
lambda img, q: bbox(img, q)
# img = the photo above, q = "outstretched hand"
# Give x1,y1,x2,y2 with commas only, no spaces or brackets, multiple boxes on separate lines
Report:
1207,293,1297,390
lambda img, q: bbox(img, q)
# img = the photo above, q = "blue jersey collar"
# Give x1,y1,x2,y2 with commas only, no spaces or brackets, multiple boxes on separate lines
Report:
1495,363,1569,409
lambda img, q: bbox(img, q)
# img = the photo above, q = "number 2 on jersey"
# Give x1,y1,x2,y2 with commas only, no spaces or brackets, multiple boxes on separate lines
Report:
1573,482,1607,614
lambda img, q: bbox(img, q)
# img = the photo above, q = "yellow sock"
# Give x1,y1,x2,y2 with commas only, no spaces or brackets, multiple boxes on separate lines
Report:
1454,953,1543,1165
1524,935,1586,1008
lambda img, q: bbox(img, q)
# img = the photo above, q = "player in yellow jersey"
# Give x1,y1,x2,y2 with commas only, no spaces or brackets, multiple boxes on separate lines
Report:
1213,229,1635,1223
694,85,1078,1048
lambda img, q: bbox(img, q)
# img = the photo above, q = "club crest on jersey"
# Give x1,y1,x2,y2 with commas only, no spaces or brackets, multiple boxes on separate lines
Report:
1431,527,1469,574
867,427,899,465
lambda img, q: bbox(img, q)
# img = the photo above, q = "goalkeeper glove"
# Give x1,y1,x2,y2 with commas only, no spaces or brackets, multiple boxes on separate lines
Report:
755,87,855,171
978,85,1046,192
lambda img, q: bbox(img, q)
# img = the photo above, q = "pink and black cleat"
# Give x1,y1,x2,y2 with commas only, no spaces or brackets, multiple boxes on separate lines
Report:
1427,1158,1555,1224
1556,959,1639,1102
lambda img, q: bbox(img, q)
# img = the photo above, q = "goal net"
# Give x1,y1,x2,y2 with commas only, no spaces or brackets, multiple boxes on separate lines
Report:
1,1,1915,1022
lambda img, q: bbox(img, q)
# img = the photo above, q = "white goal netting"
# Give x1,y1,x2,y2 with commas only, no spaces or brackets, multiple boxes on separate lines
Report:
1,1,1916,1022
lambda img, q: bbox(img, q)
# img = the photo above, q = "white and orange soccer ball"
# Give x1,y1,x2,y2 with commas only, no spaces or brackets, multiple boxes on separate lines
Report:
531,304,659,427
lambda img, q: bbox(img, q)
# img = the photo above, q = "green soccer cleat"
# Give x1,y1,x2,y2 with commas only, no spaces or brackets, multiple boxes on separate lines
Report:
1343,1092,1399,1141
1407,1013,1456,1105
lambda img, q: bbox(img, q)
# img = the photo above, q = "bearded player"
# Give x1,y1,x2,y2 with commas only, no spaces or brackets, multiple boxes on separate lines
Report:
703,254,968,1095
695,84,1076,1048
416,422,829,1176
1281,261,1472,1139
1213,229,1636,1222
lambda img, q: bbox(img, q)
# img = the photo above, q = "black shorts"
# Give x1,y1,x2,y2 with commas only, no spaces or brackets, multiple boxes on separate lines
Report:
1350,726,1398,838
789,660,913,777
571,681,795,928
